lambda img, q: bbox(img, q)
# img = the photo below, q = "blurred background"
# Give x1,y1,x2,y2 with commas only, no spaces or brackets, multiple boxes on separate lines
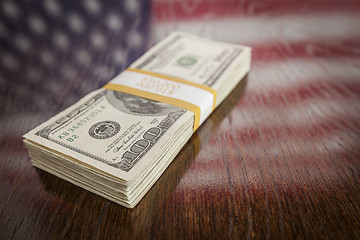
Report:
1,0,359,185
1,0,359,117
0,0,150,117
1,0,359,123
0,0,359,239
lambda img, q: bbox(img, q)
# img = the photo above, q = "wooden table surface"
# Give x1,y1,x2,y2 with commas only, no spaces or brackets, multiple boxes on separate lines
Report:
1,0,359,239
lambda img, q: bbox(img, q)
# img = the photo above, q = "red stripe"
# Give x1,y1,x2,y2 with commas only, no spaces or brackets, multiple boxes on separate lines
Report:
251,39,360,62
239,80,360,108
153,0,360,22
188,115,360,171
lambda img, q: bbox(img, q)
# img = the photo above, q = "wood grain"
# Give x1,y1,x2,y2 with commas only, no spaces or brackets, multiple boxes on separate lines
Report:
1,0,360,239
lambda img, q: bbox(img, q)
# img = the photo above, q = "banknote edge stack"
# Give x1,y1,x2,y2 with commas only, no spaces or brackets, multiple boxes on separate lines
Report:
23,32,251,208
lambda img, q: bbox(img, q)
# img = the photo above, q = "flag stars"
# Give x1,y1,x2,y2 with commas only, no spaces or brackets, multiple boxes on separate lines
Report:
43,0,61,17
83,0,101,15
68,13,85,34
106,14,123,32
29,15,47,34
15,35,31,53
91,31,106,49
2,54,19,71
0,22,8,38
124,0,139,15
76,49,91,65
41,50,55,66
53,31,69,50
127,31,142,48
112,48,127,66
26,67,42,82
62,65,76,79
2,1,19,19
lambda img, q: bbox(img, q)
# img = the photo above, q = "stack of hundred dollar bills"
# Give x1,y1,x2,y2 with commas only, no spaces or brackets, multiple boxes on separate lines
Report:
23,32,251,208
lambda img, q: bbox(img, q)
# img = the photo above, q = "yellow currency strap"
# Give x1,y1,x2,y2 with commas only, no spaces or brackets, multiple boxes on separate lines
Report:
103,68,217,131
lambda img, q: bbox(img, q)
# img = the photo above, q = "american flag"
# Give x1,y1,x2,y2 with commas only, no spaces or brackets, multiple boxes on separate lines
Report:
151,0,360,190
0,0,359,219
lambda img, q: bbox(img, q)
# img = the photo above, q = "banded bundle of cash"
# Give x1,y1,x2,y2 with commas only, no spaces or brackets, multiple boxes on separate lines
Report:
23,32,251,208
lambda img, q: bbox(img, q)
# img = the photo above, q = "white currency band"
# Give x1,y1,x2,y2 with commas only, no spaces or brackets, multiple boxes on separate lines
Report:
106,69,215,130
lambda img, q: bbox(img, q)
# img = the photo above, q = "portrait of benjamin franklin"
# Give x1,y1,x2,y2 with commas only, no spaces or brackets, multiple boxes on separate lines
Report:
105,90,181,116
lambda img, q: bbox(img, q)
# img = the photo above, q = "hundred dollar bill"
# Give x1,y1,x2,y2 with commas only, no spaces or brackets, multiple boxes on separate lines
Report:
23,32,251,207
